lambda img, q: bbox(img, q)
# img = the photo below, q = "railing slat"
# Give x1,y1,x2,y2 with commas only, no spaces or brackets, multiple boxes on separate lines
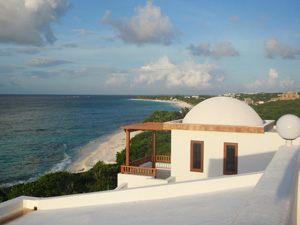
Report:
156,155,171,163
130,155,152,167
121,165,156,177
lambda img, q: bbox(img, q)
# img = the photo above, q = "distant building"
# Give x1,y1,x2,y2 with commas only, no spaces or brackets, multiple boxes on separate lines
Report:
1,97,300,225
118,97,285,186
244,98,253,105
280,91,300,99
223,93,236,97
271,91,300,101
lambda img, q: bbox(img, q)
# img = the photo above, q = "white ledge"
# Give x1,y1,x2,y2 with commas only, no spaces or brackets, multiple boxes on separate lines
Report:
233,145,300,225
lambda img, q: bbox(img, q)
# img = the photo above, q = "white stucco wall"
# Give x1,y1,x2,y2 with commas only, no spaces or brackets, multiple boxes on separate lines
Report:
118,173,169,188
8,172,261,211
171,129,297,182
232,145,300,225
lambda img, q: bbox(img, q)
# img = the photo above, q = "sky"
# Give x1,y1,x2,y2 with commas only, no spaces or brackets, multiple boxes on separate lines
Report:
0,0,299,95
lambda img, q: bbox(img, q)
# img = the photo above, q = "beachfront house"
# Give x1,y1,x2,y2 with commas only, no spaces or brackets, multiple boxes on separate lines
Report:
1,96,300,224
117,97,299,188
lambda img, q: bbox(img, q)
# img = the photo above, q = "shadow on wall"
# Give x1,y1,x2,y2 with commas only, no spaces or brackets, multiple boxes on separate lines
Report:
207,151,276,177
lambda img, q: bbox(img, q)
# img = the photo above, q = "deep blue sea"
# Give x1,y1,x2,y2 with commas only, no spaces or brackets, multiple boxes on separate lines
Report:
0,95,179,186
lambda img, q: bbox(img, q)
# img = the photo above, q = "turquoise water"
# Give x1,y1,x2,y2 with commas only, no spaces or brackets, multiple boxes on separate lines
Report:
0,95,179,186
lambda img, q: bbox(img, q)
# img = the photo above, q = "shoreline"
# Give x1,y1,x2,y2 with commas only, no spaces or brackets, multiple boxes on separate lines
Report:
66,98,192,174
66,130,142,173
131,98,193,109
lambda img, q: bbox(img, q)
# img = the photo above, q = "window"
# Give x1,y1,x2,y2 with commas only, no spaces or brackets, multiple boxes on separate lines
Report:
224,143,238,175
190,141,204,172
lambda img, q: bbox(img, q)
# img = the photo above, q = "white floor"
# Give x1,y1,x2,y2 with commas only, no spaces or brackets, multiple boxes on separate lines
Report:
9,186,253,225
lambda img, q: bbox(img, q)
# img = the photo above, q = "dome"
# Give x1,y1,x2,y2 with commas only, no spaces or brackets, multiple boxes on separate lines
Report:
182,97,263,127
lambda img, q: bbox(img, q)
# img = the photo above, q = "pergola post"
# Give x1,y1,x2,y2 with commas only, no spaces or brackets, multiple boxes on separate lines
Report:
126,130,130,166
152,131,156,168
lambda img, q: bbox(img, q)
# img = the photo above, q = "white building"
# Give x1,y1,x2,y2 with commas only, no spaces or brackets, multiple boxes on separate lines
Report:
1,97,300,225
118,97,287,187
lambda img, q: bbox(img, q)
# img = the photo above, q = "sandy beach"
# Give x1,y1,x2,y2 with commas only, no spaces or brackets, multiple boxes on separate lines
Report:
131,99,193,109
66,130,142,173
66,98,192,173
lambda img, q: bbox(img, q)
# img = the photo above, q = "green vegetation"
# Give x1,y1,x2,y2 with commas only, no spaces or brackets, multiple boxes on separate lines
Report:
0,108,189,203
0,162,119,202
116,130,171,165
136,96,171,101
117,109,189,165
237,93,280,103
143,108,190,123
251,99,300,121
136,95,213,106
174,95,212,105
2,95,300,203
137,93,284,105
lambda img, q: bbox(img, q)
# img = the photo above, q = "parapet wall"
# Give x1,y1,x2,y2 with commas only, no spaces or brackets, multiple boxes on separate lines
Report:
24,172,262,210
232,145,300,225
1,145,299,224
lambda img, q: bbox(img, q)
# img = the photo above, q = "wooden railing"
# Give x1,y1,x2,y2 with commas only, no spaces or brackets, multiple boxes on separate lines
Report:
121,165,157,177
156,155,171,163
129,155,152,167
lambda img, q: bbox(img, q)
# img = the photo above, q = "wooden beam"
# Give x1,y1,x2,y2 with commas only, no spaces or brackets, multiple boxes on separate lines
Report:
121,121,268,134
152,131,156,168
126,130,130,166
121,122,167,131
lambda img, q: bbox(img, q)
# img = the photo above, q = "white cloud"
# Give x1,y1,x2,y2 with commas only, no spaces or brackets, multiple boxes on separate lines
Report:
264,37,300,59
228,15,266,27
50,65,130,81
100,1,178,45
229,16,240,22
27,57,73,67
216,76,225,82
268,68,278,79
134,56,222,89
0,65,23,73
26,70,52,78
9,48,41,55
0,0,69,46
280,78,295,89
245,68,296,91
60,42,78,48
72,29,97,35
188,41,239,59
104,74,126,85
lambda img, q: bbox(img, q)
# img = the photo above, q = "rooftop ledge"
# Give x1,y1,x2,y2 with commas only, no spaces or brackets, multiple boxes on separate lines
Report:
0,144,299,224
121,119,275,134
233,145,300,224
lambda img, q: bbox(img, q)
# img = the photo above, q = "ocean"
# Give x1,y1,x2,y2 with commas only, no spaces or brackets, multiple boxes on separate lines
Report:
0,95,180,186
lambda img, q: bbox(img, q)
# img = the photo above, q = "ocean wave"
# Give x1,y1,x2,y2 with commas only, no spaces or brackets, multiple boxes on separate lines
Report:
49,153,72,173
0,153,72,188
1,175,41,188
1,95,179,187
14,128,49,133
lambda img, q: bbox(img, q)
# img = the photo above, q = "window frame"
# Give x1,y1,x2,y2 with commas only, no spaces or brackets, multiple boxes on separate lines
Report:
223,142,238,175
190,140,204,172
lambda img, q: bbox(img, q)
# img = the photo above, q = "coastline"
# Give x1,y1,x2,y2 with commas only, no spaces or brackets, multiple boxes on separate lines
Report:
66,98,192,174
66,130,142,173
131,98,193,109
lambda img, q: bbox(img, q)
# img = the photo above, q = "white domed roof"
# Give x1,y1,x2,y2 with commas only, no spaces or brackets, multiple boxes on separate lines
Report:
182,97,263,127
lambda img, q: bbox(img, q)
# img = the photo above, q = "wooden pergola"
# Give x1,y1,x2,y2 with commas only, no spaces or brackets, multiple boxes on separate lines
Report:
120,122,171,168
119,120,270,177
